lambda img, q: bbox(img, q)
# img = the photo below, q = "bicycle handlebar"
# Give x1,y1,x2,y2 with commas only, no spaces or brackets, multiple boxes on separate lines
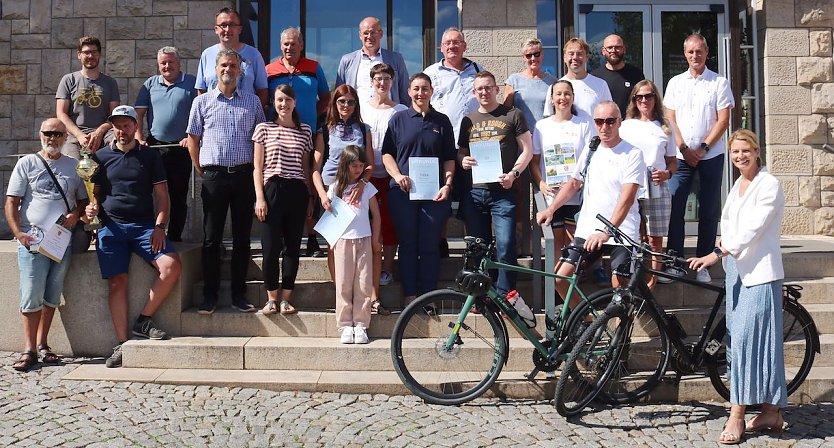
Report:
595,214,689,267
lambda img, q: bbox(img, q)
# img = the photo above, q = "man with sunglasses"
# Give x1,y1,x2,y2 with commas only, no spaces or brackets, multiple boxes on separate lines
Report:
536,101,645,307
591,34,645,117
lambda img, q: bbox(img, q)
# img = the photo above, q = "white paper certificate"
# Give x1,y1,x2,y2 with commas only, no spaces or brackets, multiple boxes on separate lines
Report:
543,142,577,185
38,222,72,263
314,196,358,247
469,140,503,184
408,157,439,200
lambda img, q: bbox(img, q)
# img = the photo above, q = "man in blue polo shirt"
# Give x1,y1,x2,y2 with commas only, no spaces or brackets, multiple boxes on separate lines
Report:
86,105,183,368
134,46,197,242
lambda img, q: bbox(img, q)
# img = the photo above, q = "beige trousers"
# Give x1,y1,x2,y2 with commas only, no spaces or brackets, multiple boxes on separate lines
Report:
334,237,373,329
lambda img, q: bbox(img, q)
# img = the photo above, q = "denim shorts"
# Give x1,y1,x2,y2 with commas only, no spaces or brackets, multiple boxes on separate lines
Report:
96,219,176,279
18,245,72,313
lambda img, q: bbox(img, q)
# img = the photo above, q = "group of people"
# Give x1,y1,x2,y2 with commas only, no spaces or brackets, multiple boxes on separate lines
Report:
6,8,789,442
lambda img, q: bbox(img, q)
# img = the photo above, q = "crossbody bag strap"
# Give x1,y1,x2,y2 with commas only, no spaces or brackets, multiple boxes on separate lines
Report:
35,153,72,214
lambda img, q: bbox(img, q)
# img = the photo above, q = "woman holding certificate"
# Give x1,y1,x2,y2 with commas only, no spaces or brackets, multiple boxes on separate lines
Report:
530,80,594,251
381,73,457,305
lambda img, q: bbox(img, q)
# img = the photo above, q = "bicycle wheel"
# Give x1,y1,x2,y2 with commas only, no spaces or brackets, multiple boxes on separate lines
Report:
564,290,671,404
554,305,630,417
390,289,509,405
707,299,817,401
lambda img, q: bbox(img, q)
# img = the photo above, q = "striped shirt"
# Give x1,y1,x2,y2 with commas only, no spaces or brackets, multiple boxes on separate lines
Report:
186,88,266,167
252,122,313,182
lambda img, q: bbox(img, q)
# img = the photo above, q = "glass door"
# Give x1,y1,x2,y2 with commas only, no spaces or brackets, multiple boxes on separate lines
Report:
576,5,652,78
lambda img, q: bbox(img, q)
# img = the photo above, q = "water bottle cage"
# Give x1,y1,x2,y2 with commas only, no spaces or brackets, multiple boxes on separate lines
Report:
454,270,493,296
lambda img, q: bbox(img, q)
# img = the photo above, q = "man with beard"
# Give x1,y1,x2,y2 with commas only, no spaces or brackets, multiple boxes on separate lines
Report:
86,106,182,368
56,36,121,159
187,49,266,315
5,118,87,371
591,34,645,117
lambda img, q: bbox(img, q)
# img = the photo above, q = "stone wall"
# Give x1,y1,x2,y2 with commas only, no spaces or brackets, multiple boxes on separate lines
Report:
760,0,834,235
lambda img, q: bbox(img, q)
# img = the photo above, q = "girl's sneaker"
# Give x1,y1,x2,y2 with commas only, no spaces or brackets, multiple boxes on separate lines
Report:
354,327,369,344
340,326,354,344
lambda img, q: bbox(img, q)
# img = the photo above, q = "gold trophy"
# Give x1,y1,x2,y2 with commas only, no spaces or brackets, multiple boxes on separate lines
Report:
76,146,101,231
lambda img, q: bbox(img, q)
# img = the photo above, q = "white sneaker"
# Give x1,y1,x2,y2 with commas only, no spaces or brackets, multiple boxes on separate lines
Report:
353,327,369,344
379,271,393,286
340,326,354,344
657,266,686,284
695,269,712,283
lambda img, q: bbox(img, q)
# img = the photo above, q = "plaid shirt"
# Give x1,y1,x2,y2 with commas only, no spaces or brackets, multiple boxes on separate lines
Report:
186,87,266,167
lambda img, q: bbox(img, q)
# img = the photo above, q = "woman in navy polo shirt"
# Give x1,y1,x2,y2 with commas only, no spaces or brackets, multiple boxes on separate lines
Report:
381,73,456,305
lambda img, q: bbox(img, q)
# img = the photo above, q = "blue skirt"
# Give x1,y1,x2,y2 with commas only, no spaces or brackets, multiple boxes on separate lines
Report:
724,256,787,406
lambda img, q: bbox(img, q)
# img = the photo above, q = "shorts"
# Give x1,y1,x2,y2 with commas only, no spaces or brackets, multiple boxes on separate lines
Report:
96,219,176,279
18,245,73,313
560,237,635,277
639,182,672,237
550,204,580,230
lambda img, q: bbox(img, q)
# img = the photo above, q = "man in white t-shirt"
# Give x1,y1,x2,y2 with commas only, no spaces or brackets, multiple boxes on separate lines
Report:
536,101,645,308
544,38,613,120
662,34,734,284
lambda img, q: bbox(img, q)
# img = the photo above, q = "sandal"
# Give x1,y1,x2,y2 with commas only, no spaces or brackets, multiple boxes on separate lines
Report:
261,300,279,315
746,412,785,434
719,413,746,445
371,300,391,315
12,351,37,372
279,300,297,315
37,344,60,364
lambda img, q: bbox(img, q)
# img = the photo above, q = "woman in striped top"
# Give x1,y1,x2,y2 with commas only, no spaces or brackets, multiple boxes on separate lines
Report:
253,84,314,315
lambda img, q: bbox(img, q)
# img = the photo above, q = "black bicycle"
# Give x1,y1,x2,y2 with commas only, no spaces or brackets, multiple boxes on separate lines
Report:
554,214,820,417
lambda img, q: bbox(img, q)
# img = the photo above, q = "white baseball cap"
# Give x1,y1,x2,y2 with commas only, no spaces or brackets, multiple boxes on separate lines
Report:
108,105,138,122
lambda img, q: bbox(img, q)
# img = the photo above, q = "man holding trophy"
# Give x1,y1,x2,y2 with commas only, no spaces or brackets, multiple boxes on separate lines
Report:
85,105,182,368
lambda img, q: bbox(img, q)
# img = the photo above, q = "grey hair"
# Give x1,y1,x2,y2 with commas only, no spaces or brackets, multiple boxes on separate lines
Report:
215,49,242,65
157,46,180,60
442,27,465,42
594,100,621,119
684,33,709,50
521,38,542,53
281,27,304,45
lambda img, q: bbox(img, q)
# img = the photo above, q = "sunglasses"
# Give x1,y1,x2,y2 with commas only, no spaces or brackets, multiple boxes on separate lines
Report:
633,93,656,102
337,98,356,106
524,51,542,59
41,131,66,138
593,117,619,127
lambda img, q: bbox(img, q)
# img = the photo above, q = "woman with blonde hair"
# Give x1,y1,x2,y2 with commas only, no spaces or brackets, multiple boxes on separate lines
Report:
504,38,557,131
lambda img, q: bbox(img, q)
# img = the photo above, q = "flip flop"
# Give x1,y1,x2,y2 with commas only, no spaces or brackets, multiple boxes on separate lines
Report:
279,300,297,315
371,301,391,315
261,300,279,315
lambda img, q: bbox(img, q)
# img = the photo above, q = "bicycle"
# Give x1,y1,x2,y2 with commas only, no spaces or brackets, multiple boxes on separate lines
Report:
554,214,820,417
390,236,623,405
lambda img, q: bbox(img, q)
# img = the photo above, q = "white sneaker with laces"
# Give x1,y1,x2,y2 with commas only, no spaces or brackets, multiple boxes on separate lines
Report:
695,269,712,283
657,266,686,284
353,326,369,344
340,326,354,344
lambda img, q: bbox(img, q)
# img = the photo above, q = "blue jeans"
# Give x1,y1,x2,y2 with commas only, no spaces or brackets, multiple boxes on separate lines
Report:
18,245,72,313
460,188,517,296
387,187,451,297
667,155,724,258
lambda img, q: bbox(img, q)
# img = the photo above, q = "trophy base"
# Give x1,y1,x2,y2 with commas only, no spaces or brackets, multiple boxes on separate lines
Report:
85,221,102,232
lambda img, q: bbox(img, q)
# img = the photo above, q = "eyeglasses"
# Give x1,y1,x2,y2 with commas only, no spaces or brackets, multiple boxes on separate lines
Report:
372,76,392,83
41,131,65,138
442,40,464,47
215,23,241,30
633,93,656,102
524,51,542,59
474,85,497,93
593,117,619,127
337,98,357,106
604,45,624,52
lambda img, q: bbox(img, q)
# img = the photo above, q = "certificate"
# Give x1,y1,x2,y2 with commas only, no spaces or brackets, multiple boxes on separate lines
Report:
543,142,577,185
38,221,72,263
408,157,439,200
314,196,358,247
469,140,503,184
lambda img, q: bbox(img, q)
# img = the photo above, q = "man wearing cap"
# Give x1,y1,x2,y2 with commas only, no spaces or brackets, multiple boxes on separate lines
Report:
85,105,182,368
134,46,198,242
186,49,265,315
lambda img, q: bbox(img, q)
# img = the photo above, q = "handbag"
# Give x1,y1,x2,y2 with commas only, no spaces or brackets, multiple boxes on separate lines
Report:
35,153,92,253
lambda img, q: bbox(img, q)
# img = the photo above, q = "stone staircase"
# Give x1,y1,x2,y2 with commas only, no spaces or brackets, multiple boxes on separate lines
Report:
104,235,834,403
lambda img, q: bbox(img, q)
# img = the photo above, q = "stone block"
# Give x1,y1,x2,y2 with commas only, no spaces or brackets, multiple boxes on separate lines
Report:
122,337,246,369
26,64,41,94
135,58,158,78
493,29,537,57
798,114,828,144
814,207,834,235
173,29,203,59
52,0,73,18
797,0,834,27
765,85,811,115
10,19,28,35
0,66,26,94
0,118,10,139
1,0,30,19
34,94,53,117
29,0,51,33
51,18,82,48
0,42,8,65
822,192,834,207
0,95,10,117
830,116,834,141
471,57,508,84
463,29,491,57
74,0,118,17
41,49,73,93
10,49,40,64
11,94,35,139
764,57,797,86
765,115,798,144
0,22,9,41
127,77,146,106
762,0,795,27
765,29,809,57
822,176,834,191
462,0,506,27
106,17,144,40
798,176,821,206
136,39,171,59
105,40,135,77
768,144,813,174
187,1,231,30
810,30,832,57
173,15,188,30
811,82,834,112
117,0,152,16
199,29,216,49
781,206,814,234
10,33,49,49
146,16,173,39
814,149,834,175
507,0,535,27
777,175,800,206
154,0,188,16
83,18,105,41
797,57,834,84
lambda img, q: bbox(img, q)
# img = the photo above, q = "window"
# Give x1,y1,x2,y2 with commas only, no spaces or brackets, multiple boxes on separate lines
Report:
537,0,560,76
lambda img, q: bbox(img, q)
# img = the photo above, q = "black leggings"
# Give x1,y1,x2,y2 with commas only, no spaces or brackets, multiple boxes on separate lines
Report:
261,176,308,291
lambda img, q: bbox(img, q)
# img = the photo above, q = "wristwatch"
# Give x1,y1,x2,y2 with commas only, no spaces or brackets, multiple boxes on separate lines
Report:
155,223,167,231
712,247,723,258
700,142,710,153
511,169,520,178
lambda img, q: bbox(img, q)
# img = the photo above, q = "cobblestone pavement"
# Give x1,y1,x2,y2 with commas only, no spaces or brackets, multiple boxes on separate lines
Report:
1,353,832,447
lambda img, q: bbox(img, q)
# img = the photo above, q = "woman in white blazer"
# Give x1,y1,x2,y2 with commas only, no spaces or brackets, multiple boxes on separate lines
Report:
689,129,786,444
